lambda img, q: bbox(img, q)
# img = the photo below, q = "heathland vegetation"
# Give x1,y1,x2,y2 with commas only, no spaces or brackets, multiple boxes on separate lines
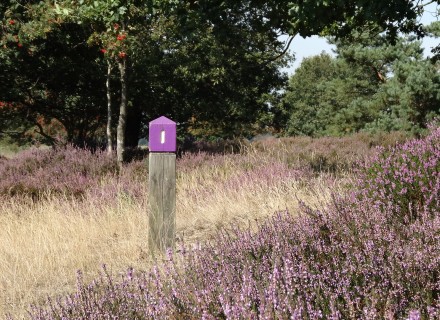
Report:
0,127,439,318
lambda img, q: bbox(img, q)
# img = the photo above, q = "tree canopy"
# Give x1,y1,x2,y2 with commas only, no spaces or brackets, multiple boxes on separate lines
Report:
1,0,439,158
280,29,440,136
1,0,291,158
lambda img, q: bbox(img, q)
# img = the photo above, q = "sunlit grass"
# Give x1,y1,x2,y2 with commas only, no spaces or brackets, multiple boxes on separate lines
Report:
0,132,398,318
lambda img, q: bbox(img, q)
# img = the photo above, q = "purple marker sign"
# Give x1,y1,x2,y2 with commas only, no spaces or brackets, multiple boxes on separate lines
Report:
149,116,176,152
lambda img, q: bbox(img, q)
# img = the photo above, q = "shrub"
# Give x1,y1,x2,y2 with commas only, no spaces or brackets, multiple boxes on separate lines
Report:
25,207,440,319
357,124,440,223
249,131,410,174
0,145,119,200
24,126,439,319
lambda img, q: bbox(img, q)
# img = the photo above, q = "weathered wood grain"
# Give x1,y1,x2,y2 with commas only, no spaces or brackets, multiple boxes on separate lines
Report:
148,153,176,255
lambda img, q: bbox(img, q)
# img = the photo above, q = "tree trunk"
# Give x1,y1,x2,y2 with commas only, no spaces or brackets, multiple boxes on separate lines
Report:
106,61,113,155
125,103,142,148
116,58,127,164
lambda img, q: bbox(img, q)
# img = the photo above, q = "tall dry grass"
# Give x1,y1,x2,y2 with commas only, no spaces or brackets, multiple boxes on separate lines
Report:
1,175,338,318
0,134,391,318
0,196,149,318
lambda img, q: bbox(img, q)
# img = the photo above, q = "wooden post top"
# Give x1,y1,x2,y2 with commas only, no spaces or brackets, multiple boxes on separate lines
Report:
149,116,176,153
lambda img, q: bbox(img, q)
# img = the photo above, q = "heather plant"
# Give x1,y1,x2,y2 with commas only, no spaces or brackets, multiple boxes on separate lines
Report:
23,127,439,319
0,131,403,203
3,137,342,317
248,130,410,174
25,208,440,319
356,124,440,223
87,158,148,205
0,145,120,200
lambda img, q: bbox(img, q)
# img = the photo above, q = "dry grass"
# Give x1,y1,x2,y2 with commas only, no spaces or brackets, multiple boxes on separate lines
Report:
176,169,341,244
0,197,149,318
0,147,18,159
0,150,352,318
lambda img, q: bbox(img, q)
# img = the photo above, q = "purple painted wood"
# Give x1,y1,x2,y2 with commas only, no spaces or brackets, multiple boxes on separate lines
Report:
149,116,176,152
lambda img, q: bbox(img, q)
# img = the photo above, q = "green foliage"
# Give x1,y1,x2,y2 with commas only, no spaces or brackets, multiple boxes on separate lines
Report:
279,52,378,136
1,0,291,146
1,0,438,146
0,1,108,145
338,32,440,133
288,0,424,41
280,30,440,137
0,136,27,157
279,53,336,136
157,1,290,138
425,20,440,61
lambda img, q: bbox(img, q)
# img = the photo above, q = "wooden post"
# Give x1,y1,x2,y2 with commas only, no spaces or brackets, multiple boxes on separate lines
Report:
148,116,177,254
149,153,176,253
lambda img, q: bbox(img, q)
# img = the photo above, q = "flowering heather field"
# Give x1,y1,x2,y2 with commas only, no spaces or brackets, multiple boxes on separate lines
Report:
1,129,438,319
